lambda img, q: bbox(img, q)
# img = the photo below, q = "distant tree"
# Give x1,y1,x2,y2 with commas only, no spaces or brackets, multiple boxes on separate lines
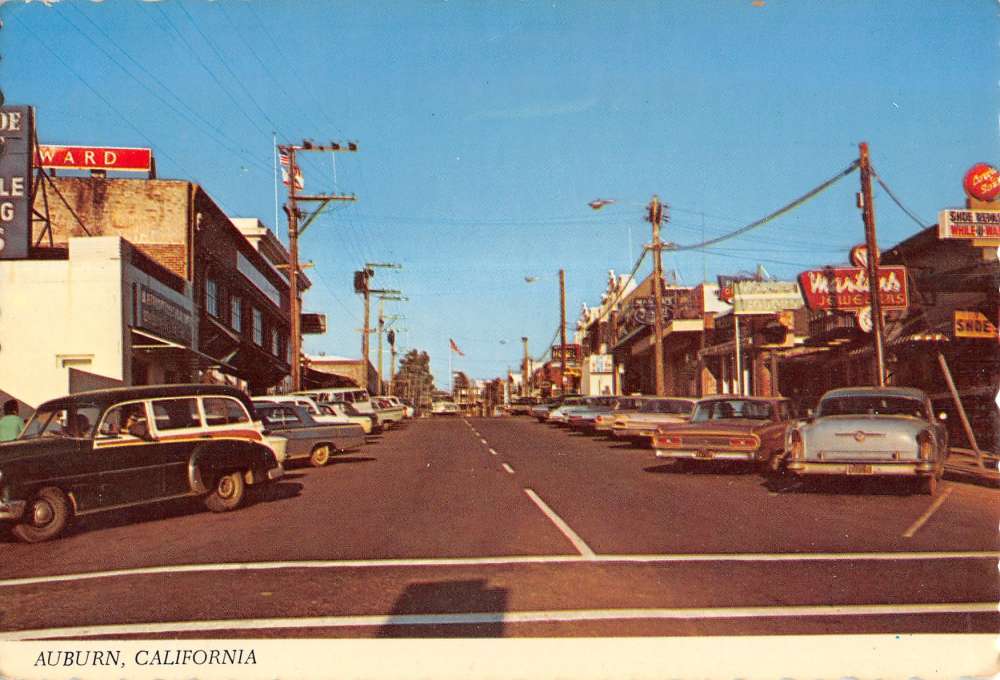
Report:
393,349,435,407
452,371,471,390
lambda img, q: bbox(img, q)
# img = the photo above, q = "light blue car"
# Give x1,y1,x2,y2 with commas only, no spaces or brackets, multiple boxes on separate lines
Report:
785,386,949,495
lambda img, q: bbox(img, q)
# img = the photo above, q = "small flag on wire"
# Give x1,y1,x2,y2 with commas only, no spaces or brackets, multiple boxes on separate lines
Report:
449,338,465,356
588,198,616,210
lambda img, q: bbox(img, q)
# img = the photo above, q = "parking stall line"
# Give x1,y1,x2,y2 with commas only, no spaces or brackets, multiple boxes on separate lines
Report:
523,488,596,559
902,486,954,538
3,602,995,640
2,553,996,589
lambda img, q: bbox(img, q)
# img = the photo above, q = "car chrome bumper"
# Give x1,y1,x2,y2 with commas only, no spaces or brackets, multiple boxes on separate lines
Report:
267,464,285,481
0,499,26,521
786,461,936,476
655,449,755,462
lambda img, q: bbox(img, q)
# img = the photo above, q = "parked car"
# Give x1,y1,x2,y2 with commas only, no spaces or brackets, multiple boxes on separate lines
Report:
252,395,356,427
373,397,406,427
784,386,949,494
593,396,648,435
612,397,697,446
327,399,381,433
508,397,538,416
0,384,282,543
431,400,460,416
565,397,618,432
317,402,374,434
529,399,560,422
254,403,366,466
546,397,590,425
382,395,414,419
294,387,376,419
652,396,794,471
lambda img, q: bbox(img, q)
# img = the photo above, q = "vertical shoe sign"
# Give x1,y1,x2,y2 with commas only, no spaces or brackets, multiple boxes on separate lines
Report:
0,105,32,259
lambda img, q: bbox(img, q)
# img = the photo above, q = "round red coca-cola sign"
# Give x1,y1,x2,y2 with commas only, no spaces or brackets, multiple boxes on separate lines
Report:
963,163,1000,202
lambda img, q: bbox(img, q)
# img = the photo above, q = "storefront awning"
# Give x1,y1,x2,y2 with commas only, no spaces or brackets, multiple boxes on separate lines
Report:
130,328,237,372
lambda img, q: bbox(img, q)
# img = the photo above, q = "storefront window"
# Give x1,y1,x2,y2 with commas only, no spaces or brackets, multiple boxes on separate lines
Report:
205,279,219,317
230,295,242,332
252,308,263,346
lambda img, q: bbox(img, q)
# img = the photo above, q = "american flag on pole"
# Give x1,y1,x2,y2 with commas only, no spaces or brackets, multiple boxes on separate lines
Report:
449,338,465,356
279,150,304,190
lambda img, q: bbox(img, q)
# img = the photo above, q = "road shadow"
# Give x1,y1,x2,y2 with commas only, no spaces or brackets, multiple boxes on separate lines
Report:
376,579,508,638
329,456,376,466
762,475,927,496
643,460,753,475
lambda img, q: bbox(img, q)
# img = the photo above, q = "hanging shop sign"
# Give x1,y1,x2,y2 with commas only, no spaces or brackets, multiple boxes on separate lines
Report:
138,284,193,346
953,310,998,340
849,244,879,268
0,106,33,260
622,288,700,329
716,274,754,304
963,163,1000,203
797,266,908,311
34,145,152,173
731,280,803,315
938,209,1000,241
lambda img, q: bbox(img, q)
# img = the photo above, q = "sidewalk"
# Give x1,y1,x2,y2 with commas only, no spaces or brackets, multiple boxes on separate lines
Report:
944,447,1000,488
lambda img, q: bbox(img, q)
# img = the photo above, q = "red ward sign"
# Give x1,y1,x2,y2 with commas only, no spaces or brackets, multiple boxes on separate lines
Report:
35,145,152,172
963,163,1000,202
797,266,908,312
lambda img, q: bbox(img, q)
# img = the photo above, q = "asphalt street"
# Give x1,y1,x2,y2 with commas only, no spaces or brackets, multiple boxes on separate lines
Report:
1,416,997,639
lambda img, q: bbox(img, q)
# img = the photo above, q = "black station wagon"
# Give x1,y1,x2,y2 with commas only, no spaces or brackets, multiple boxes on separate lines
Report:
0,384,283,543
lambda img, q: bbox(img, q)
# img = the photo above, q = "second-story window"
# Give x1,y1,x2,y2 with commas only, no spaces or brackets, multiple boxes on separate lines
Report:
205,279,219,317
252,308,263,346
272,328,280,357
231,295,242,332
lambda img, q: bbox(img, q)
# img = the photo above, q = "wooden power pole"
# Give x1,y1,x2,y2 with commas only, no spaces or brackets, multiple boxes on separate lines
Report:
647,195,666,396
858,142,887,387
356,262,400,392
559,269,568,395
280,140,357,392
521,336,530,397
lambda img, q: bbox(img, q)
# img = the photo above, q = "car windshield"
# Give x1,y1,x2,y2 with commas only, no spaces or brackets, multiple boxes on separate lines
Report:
692,400,772,422
817,396,927,419
639,399,692,415
614,398,643,410
21,404,100,439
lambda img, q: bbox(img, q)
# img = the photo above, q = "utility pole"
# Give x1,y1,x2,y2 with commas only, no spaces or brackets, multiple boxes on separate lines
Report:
858,142,886,387
559,269,568,395
376,300,405,395
355,262,400,392
647,195,666,396
521,336,530,397
280,140,358,391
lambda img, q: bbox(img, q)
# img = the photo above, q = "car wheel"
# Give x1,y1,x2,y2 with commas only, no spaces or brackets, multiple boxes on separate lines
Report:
12,487,71,543
916,475,938,496
205,470,246,512
310,445,331,467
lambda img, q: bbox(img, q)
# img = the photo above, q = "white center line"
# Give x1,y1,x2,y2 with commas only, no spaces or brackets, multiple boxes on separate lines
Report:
1,552,994,588
903,485,954,538
4,602,994,640
502,463,515,474
524,488,596,558
488,448,498,456
480,438,488,445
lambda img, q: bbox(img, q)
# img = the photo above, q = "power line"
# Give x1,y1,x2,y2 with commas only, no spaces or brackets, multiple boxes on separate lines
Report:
872,167,932,230
668,160,861,251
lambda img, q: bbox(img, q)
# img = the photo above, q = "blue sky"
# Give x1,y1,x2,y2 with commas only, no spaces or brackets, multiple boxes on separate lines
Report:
3,1,997,386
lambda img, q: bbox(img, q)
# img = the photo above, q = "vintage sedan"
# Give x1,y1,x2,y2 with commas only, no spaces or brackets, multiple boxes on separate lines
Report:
565,397,618,432
784,386,949,494
612,397,697,446
593,396,647,435
0,384,282,543
254,403,366,466
652,396,794,471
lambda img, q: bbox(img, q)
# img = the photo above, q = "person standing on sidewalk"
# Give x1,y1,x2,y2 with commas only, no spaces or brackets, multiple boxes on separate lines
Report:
0,399,25,441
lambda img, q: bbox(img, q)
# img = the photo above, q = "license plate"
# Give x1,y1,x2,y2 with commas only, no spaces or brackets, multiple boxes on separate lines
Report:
695,450,713,459
847,464,873,475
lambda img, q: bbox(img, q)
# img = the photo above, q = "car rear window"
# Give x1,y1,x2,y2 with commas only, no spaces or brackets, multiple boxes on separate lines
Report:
203,397,251,426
